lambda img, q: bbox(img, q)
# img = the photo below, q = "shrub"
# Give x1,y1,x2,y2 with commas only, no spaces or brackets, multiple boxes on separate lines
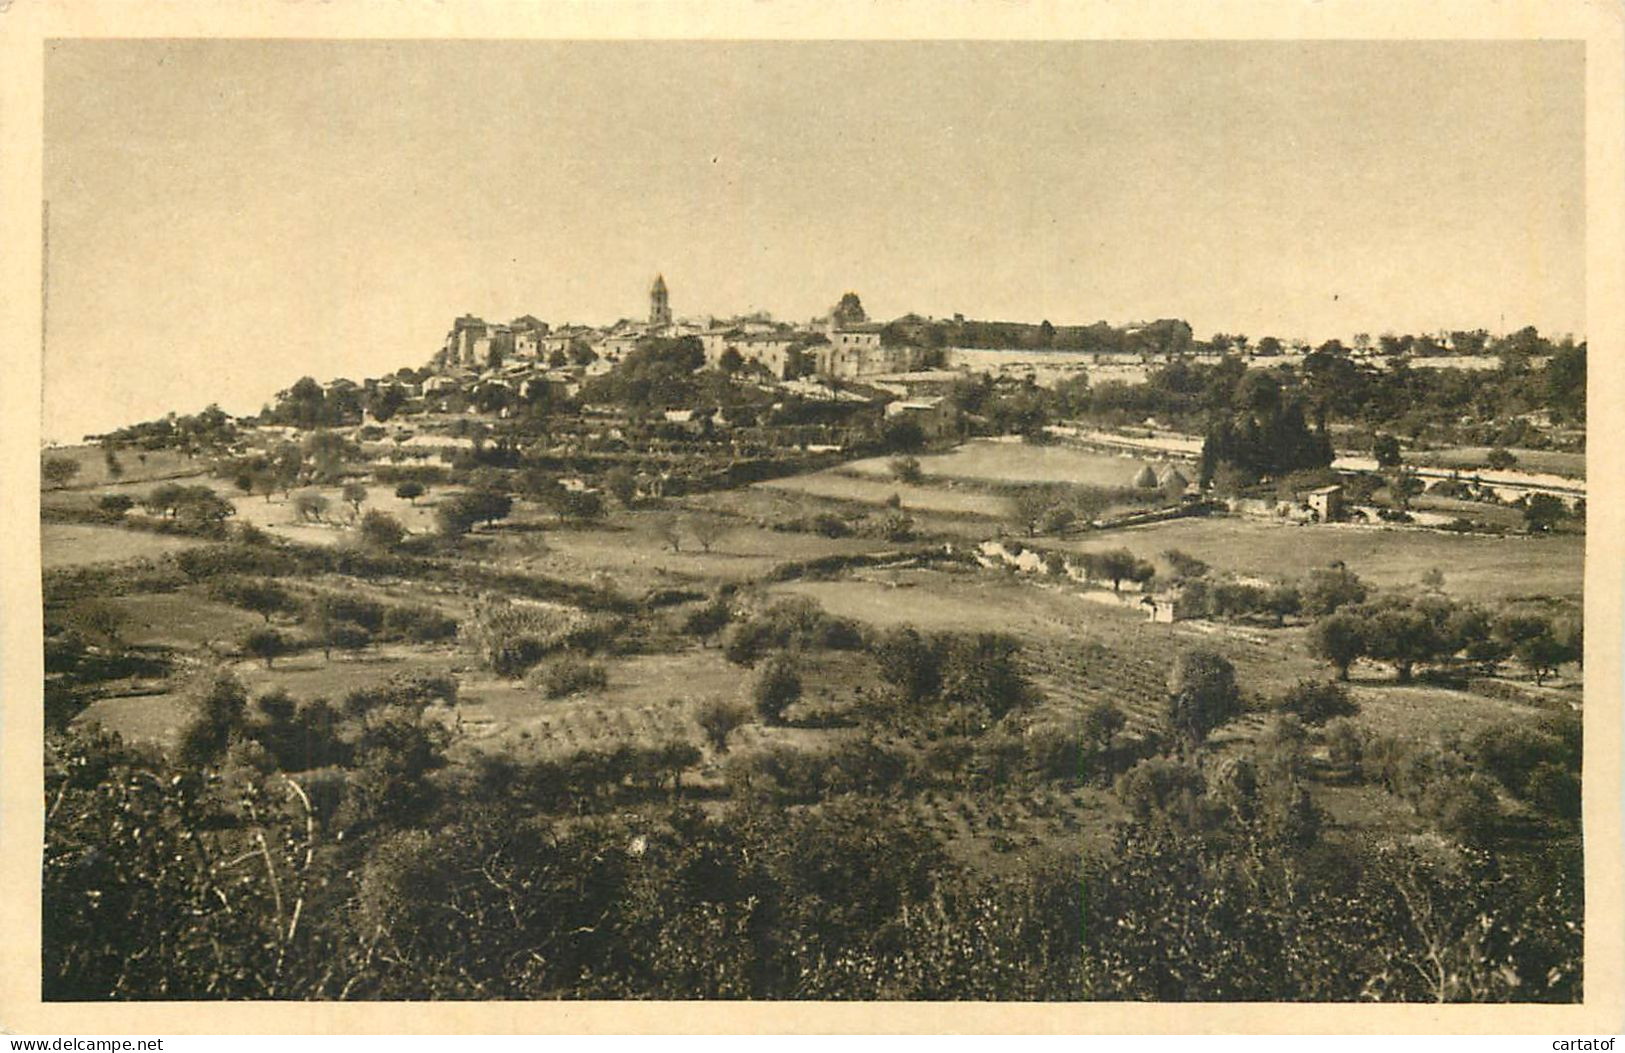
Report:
207,576,297,622
752,655,801,725
293,492,330,522
682,598,731,643
382,603,458,643
358,510,407,550
528,653,608,698
462,599,620,677
1166,648,1241,746
694,699,752,753
175,543,294,581
889,455,923,484
1115,757,1206,824
242,627,289,668
97,494,134,518
1276,679,1358,725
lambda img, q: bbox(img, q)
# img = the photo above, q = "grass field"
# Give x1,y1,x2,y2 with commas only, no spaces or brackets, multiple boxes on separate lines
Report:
41,445,207,490
1064,516,1582,603
494,510,888,593
1345,681,1552,745
230,483,444,544
757,470,1009,518
42,523,207,569
1410,446,1586,479
73,692,192,747
103,591,263,649
846,438,1172,489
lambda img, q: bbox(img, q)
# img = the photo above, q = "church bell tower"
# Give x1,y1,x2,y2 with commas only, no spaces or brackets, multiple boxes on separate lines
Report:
649,274,672,327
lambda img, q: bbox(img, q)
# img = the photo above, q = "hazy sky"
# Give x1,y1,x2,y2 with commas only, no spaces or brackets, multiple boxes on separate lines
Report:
43,40,1584,441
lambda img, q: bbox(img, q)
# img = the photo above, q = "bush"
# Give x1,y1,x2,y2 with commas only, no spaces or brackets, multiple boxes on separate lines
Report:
177,544,296,582
207,576,297,622
462,599,620,677
358,510,407,550
382,604,459,643
695,699,752,753
752,655,802,725
241,627,289,668
889,455,923,484
1276,679,1358,725
1166,648,1241,746
97,494,135,518
528,653,608,698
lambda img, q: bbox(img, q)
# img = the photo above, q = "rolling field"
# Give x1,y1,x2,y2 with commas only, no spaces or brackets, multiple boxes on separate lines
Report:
42,523,207,568
757,470,1009,518
41,445,207,490
452,647,875,761
230,483,444,544
72,692,192,747
1409,446,1586,479
1066,517,1583,602
102,591,263,649
845,438,1171,489
503,511,889,591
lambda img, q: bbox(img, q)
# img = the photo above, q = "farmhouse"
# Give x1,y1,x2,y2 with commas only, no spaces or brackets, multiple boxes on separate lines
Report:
1303,485,1345,522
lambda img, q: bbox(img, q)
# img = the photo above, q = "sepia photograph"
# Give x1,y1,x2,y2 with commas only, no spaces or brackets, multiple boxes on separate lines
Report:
5,6,1624,1034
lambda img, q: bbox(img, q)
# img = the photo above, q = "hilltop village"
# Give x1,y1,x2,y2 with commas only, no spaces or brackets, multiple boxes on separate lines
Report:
41,276,1586,1002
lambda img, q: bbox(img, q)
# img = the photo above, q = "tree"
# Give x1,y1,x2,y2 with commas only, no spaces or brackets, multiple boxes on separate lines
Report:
831,292,867,327
1007,485,1063,537
718,347,745,375
173,489,236,533
97,493,135,518
753,655,801,725
42,456,82,489
460,489,515,528
1484,447,1518,471
1361,601,1443,683
653,515,683,553
1302,564,1367,617
328,622,373,660
69,600,127,648
550,488,604,523
1277,679,1358,725
689,516,727,554
1515,631,1570,686
879,415,926,454
872,626,944,705
695,699,751,754
1372,434,1402,468
604,467,638,507
1162,549,1209,580
1389,470,1423,511
358,510,406,550
889,455,923,484
683,598,731,645
242,627,288,669
294,492,329,522
435,499,477,538
341,481,369,519
394,480,424,505
214,577,293,623
1093,548,1155,592
1166,649,1241,747
939,632,1032,723
1523,493,1567,534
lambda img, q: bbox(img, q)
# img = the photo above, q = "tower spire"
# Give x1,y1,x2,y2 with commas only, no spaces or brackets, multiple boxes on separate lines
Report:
649,273,672,327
